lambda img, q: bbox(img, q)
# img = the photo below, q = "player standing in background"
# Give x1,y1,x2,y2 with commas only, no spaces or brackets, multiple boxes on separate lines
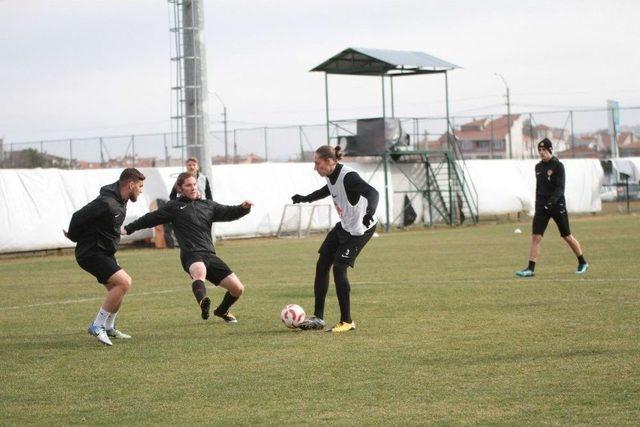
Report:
516,138,589,277
291,145,379,333
169,157,212,200
64,168,146,346
124,172,252,323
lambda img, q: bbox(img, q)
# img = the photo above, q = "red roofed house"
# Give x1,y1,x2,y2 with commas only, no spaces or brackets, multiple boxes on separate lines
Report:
431,115,527,159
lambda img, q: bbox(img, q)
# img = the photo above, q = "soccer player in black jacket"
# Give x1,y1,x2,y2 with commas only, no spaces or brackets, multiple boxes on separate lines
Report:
124,172,252,322
65,168,145,346
516,138,589,277
291,145,379,333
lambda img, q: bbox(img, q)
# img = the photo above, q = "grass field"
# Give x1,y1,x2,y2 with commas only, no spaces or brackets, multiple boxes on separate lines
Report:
1,215,639,424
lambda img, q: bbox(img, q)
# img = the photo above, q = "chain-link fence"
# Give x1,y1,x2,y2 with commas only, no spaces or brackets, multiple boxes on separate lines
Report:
2,106,639,169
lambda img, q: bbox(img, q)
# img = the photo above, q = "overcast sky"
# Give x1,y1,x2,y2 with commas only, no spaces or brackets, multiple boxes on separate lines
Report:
1,0,639,143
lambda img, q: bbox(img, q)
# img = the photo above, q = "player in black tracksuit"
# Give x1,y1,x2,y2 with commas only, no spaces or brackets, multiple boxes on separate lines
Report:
291,145,379,333
516,138,589,277
124,172,252,322
65,168,146,346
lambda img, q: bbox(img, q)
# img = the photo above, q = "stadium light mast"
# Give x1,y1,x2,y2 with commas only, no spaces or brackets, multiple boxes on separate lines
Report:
169,0,213,178
495,73,512,159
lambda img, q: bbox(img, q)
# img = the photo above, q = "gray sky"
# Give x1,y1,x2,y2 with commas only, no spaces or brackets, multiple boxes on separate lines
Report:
1,0,639,143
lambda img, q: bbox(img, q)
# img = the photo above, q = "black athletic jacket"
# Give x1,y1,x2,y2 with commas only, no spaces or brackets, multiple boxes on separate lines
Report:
124,197,250,255
67,182,127,258
300,164,379,216
535,156,566,209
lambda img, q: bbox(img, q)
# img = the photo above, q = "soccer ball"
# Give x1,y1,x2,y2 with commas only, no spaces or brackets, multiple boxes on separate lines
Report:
280,304,305,329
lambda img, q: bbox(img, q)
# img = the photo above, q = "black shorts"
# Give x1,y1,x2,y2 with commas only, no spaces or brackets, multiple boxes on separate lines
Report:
180,252,233,285
532,202,571,237
318,222,375,268
76,251,122,285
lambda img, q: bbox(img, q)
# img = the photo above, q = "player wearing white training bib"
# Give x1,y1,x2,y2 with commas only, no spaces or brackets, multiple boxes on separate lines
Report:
327,164,378,236
291,145,379,333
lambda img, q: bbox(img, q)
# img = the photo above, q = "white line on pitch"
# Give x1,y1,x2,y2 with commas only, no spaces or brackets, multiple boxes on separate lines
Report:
1,277,634,312
0,288,184,312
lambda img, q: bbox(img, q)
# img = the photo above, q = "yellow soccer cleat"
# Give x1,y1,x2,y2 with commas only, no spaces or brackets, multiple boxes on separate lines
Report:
327,321,356,333
213,309,238,323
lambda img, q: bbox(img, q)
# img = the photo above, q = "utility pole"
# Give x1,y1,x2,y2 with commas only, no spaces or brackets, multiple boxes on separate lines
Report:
495,73,512,159
212,91,228,163
222,106,228,163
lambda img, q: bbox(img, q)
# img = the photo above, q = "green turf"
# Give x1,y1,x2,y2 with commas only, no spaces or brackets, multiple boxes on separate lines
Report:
1,215,639,424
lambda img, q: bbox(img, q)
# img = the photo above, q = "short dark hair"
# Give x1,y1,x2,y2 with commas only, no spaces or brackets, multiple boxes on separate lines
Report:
315,145,343,161
119,168,146,184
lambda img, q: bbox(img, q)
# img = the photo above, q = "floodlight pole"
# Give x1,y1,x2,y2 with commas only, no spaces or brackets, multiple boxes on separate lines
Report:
495,73,512,159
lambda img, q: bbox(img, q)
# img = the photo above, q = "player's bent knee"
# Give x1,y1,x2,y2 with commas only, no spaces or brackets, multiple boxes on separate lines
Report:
119,274,132,293
234,282,245,296
189,262,207,280
108,270,132,293
532,234,543,243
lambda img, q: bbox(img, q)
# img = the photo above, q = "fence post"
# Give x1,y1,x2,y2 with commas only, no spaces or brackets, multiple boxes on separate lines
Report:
99,138,103,167
69,139,73,169
298,126,304,161
163,133,169,166
490,115,494,159
264,127,268,161
383,152,390,232
528,113,534,159
570,110,575,158
625,175,630,214
233,129,237,163
131,135,136,167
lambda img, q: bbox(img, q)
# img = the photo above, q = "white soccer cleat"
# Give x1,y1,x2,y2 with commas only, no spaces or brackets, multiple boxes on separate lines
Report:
106,328,132,339
87,324,113,346
298,315,325,330
575,263,589,275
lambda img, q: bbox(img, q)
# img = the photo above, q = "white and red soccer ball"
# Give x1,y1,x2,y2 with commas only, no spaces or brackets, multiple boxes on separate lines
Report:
280,304,305,328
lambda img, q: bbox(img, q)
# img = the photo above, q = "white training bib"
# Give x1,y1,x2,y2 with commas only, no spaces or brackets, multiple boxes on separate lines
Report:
196,173,209,200
326,165,376,236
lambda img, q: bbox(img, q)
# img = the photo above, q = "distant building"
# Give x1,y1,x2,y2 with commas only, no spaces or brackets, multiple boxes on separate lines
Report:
212,153,265,164
431,115,527,159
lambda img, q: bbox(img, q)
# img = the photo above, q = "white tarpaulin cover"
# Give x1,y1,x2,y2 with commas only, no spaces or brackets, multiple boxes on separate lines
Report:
0,159,603,253
611,157,640,182
462,159,603,215
0,168,152,253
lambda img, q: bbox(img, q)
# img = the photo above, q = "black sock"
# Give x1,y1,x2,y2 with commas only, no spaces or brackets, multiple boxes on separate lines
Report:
313,255,332,319
333,263,351,323
191,280,206,304
577,255,586,265
528,261,536,272
215,291,239,314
